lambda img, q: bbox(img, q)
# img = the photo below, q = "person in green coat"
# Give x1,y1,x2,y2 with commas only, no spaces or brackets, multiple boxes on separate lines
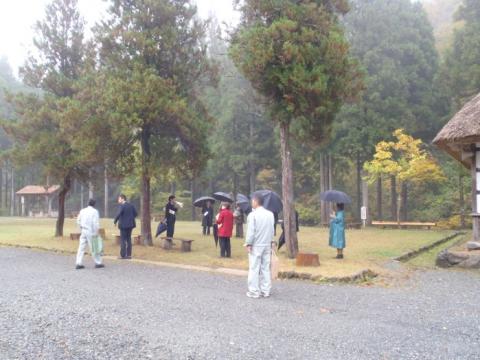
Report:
329,203,345,259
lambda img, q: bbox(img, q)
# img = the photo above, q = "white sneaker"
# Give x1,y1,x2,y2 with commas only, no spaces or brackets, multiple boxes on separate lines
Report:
261,293,270,298
246,291,260,299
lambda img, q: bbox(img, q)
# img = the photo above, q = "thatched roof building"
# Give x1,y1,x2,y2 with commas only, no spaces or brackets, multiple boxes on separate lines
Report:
433,93,480,168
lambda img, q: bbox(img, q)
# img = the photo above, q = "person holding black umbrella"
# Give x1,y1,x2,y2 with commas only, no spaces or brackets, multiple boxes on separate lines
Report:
329,203,346,259
202,200,214,235
164,195,180,239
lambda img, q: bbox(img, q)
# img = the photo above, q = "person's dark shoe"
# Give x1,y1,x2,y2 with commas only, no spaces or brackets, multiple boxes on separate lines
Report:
126,256,132,260
336,254,344,259
95,264,105,269
75,265,85,270
117,256,127,260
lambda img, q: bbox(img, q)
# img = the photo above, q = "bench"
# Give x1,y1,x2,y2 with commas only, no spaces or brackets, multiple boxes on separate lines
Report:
160,237,194,252
70,233,81,241
134,235,143,245
113,235,142,245
372,221,436,230
346,222,363,230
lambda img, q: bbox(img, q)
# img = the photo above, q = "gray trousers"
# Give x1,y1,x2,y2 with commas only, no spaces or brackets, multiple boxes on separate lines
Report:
248,246,272,296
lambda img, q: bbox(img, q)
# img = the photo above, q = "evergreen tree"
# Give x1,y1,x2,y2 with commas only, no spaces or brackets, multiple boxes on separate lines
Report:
3,0,87,236
441,0,480,106
230,0,362,258
97,0,214,245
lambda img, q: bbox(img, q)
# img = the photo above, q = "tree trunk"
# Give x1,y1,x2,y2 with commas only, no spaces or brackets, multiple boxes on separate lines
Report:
319,153,326,225
141,128,153,246
361,171,370,225
190,180,196,221
55,174,72,237
249,121,256,193
279,122,298,258
88,169,94,199
390,176,397,221
5,166,9,210
376,176,382,220
395,186,402,229
80,184,84,210
0,167,3,208
401,182,408,221
471,148,479,242
459,174,466,228
104,167,109,218
10,167,15,216
319,153,331,225
170,182,176,195
356,153,362,221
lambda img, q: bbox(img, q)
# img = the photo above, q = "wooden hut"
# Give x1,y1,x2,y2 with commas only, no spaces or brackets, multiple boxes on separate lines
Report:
433,93,480,242
16,185,60,217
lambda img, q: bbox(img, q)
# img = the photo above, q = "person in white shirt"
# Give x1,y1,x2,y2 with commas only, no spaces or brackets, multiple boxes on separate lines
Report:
244,193,275,298
75,199,104,269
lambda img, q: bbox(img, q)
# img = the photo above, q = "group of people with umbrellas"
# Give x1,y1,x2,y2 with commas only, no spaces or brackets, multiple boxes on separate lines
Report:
194,188,351,259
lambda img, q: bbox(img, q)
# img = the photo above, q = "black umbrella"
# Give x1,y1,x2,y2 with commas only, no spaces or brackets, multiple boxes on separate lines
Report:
236,194,251,213
193,196,216,208
320,190,352,204
213,192,234,203
252,190,283,213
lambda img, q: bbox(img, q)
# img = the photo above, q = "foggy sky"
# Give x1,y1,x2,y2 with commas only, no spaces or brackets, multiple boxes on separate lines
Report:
0,0,239,75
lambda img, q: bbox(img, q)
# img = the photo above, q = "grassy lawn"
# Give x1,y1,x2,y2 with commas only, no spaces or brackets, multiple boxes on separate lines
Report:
0,217,456,278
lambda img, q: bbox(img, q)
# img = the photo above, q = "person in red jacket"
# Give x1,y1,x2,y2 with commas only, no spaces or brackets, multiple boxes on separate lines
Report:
216,202,234,258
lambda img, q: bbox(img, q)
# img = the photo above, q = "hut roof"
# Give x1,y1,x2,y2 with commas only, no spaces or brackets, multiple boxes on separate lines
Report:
433,93,480,168
16,185,61,196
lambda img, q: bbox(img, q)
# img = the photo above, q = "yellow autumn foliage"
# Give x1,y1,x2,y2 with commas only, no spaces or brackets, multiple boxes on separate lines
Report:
364,129,445,185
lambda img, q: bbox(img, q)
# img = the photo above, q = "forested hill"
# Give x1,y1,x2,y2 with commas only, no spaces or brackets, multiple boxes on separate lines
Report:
421,0,463,54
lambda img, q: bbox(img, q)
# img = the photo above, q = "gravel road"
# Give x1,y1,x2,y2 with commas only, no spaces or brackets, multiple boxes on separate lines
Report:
1,248,480,360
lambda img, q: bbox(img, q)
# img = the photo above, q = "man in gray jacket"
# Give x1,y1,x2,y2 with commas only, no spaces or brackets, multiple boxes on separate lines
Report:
245,193,275,298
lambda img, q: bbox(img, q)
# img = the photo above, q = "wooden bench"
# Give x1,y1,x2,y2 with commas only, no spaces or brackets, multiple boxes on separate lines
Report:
70,233,81,241
99,228,106,240
346,222,363,230
372,221,436,230
134,235,143,245
161,237,194,252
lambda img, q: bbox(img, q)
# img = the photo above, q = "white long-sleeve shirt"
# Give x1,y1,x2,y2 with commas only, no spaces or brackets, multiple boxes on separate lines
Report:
245,206,274,247
77,206,100,235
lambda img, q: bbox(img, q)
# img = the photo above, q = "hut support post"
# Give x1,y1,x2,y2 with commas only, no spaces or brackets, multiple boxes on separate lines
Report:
472,143,480,242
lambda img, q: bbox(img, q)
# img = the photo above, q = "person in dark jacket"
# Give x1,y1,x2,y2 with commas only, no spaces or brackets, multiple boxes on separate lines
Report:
114,194,138,259
164,195,179,239
216,202,234,258
201,201,214,235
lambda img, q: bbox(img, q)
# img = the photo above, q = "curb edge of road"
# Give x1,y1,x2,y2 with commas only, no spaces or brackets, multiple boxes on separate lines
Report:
393,231,466,263
0,243,378,284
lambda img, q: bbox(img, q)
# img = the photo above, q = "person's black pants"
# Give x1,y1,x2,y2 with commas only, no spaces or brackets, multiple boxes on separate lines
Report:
167,221,175,238
120,228,133,258
219,237,231,258
203,225,211,235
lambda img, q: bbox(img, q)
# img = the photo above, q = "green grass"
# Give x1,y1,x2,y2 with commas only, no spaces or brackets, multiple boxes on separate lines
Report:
0,217,456,278
406,232,470,269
